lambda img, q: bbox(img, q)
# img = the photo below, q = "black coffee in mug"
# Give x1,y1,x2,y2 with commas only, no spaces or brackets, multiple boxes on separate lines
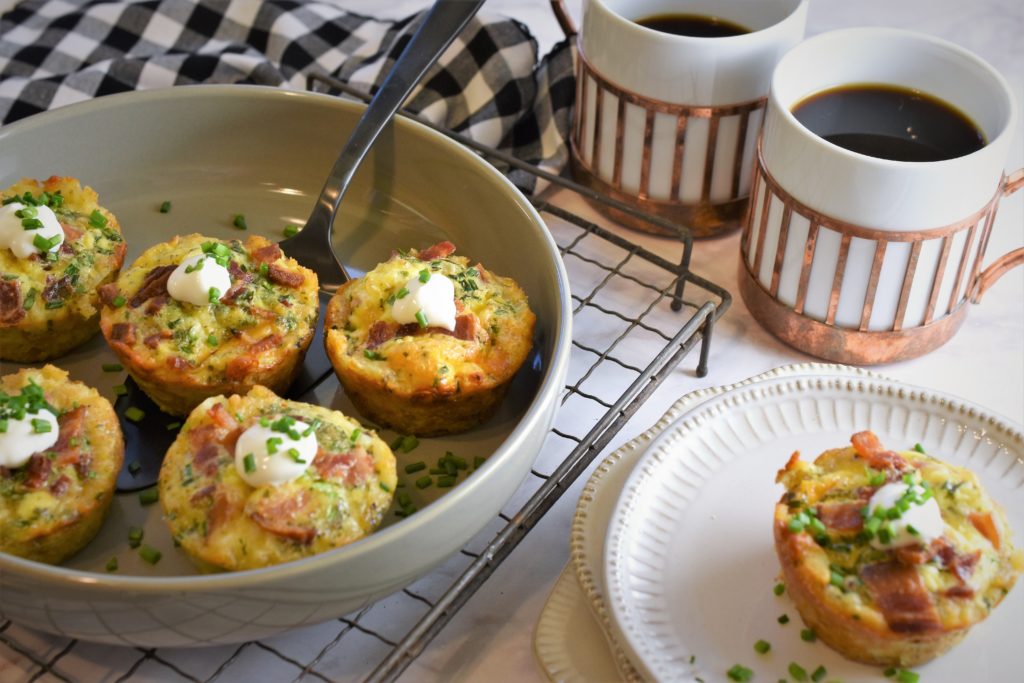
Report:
791,84,985,162
635,13,750,37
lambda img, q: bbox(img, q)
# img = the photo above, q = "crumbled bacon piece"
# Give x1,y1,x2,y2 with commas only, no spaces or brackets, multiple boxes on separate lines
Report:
110,322,136,344
97,282,120,306
860,561,942,634
144,330,173,348
250,491,317,543
251,243,283,264
313,446,373,486
129,265,175,308
50,475,71,496
418,241,456,260
851,431,913,473
24,454,52,489
60,222,82,242
0,279,25,324
267,263,303,288
42,274,73,304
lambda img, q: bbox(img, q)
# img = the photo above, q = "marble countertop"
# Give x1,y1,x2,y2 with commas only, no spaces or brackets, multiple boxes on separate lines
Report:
0,0,1020,681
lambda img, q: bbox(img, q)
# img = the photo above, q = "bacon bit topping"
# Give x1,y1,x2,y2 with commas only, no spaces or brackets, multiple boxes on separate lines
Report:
59,222,82,242
129,264,175,308
944,584,975,599
267,263,303,288
42,274,73,303
50,475,71,496
224,333,281,380
209,488,238,533
166,356,192,370
969,511,1001,550
24,454,52,489
860,561,942,634
192,441,221,476
110,322,136,344
365,312,481,350
250,491,317,544
817,502,866,532
313,446,373,486
144,330,173,348
145,293,169,314
97,282,120,306
0,279,25,325
190,484,216,504
418,241,456,261
850,431,913,473
251,243,283,264
367,320,399,349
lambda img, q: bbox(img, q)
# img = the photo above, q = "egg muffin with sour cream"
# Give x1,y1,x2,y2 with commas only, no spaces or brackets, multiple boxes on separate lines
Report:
159,385,397,571
324,241,535,436
98,233,318,416
774,431,1022,667
0,177,126,361
0,365,123,564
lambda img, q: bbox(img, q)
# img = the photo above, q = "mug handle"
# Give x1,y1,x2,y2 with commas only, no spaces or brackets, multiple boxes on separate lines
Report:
550,0,578,38
971,168,1024,303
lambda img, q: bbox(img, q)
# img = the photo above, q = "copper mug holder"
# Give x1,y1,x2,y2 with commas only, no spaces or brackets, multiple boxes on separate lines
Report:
739,143,1024,365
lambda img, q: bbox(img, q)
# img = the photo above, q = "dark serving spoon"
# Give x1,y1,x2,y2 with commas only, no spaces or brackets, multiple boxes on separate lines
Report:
116,0,485,491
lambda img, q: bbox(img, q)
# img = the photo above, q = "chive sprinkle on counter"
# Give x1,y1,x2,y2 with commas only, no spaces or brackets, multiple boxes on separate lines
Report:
727,664,753,682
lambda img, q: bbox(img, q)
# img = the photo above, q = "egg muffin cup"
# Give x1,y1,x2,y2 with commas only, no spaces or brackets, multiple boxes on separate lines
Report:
0,177,126,361
774,431,1022,667
98,233,319,416
0,365,123,564
324,242,536,436
158,385,397,571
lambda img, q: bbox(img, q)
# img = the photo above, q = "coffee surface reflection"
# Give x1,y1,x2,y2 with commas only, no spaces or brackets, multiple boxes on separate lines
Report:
792,84,985,162
634,13,750,37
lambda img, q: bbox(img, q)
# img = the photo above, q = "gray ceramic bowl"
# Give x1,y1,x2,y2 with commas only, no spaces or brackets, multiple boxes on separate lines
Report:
0,85,571,646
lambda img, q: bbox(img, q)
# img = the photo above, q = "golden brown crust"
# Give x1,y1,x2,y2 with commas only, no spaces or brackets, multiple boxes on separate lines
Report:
0,365,123,564
323,244,534,436
0,177,126,361
98,234,318,416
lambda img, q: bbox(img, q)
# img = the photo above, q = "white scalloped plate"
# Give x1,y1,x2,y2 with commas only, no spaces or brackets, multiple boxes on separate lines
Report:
603,374,1024,683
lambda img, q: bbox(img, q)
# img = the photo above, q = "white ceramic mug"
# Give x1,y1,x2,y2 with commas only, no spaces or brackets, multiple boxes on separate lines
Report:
740,28,1023,364
569,0,808,236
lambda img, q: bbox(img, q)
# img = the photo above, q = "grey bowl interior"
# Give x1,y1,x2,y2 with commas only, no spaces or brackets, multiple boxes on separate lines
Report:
0,85,571,645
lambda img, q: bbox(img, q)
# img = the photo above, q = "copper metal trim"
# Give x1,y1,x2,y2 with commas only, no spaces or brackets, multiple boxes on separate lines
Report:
739,145,1024,364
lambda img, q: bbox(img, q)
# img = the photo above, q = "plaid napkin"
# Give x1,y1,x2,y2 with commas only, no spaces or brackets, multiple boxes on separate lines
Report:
0,0,575,191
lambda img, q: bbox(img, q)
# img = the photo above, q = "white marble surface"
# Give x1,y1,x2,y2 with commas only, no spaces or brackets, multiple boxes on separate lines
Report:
0,0,1021,680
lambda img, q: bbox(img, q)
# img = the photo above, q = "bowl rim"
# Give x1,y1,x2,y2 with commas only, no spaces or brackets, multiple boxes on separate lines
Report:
0,84,573,591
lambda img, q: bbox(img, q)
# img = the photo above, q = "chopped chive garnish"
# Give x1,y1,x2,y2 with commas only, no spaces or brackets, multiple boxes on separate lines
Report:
773,582,785,596
138,545,162,565
789,662,808,682
22,287,36,310
32,233,61,252
400,435,419,453
138,487,159,505
379,481,391,492
418,268,431,283
128,526,144,548
913,443,925,453
436,475,456,488
207,334,218,346
415,310,428,328
233,214,247,230
302,419,321,437
778,614,790,624
266,436,282,454
800,628,816,642
895,670,919,683
811,665,827,682
31,418,51,434
111,294,126,308
128,461,142,476
867,468,887,486
208,286,221,303
283,224,300,238
287,448,305,464
349,427,361,442
415,475,432,489
473,455,486,469
105,557,118,572
0,419,7,433
89,209,108,228
243,453,256,473
102,363,123,372
395,286,409,299
44,299,64,309
364,349,385,361
754,639,770,654
124,406,145,422
113,384,128,397
726,665,753,682
166,421,181,431
405,461,426,474
260,417,271,427
159,200,171,213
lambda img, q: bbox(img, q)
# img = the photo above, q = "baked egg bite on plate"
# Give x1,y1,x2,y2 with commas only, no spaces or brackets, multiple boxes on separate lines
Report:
158,385,397,571
0,176,126,361
98,233,318,416
775,430,1022,667
324,241,536,436
0,364,123,564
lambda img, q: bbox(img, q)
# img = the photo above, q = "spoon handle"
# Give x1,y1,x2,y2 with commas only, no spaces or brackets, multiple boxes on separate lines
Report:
293,0,486,288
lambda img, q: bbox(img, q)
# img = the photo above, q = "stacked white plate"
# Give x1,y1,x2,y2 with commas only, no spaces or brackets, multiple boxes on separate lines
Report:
534,363,1024,682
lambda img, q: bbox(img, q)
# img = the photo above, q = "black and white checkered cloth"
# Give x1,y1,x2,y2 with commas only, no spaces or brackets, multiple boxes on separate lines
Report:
0,0,575,191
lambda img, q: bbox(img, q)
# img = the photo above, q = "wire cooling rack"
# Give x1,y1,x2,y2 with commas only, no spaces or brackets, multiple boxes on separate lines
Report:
0,77,731,682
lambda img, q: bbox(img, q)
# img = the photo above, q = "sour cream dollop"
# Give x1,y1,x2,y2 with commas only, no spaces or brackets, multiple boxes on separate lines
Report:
167,252,232,306
391,271,456,331
867,480,945,549
0,408,59,469
234,417,318,487
0,202,64,258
